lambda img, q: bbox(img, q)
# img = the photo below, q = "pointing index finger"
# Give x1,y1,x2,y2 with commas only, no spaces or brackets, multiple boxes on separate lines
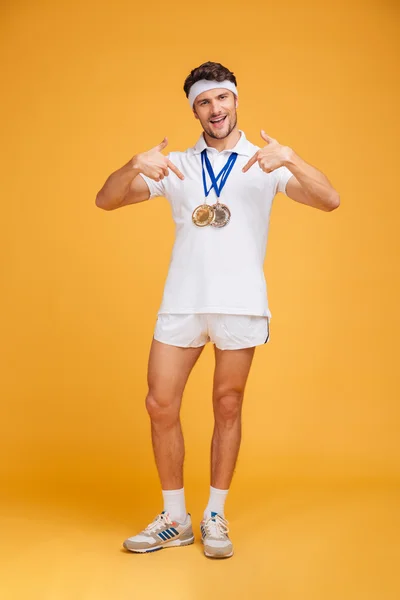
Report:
242,152,258,173
167,159,185,180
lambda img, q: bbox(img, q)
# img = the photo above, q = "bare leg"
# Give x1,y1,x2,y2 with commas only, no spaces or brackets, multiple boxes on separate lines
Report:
210,345,256,489
145,338,204,490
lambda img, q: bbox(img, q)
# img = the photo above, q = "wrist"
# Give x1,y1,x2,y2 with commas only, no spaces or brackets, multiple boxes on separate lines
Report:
129,154,143,173
282,146,296,168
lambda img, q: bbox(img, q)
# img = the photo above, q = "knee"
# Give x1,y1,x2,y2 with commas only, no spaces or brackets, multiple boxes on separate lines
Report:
213,391,243,426
145,391,180,426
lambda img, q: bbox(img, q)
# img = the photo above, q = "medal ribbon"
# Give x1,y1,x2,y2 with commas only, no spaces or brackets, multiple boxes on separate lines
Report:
201,149,238,199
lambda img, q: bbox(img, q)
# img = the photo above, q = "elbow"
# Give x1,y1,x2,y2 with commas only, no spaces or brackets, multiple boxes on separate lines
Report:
95,192,104,209
325,191,340,212
95,192,111,211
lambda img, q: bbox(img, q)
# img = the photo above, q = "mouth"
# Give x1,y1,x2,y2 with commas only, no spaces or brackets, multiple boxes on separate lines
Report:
209,115,227,128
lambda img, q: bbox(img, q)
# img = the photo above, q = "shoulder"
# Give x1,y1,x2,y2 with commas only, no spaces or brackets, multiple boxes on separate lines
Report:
247,140,261,153
164,148,194,167
242,133,261,153
165,147,199,172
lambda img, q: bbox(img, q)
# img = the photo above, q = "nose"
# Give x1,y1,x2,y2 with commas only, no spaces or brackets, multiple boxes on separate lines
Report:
210,99,223,113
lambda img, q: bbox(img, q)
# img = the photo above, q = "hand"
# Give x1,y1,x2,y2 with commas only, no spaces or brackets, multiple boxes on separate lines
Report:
242,130,291,174
132,137,185,182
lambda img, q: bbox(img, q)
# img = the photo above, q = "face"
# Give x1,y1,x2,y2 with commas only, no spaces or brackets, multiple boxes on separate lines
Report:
192,89,238,139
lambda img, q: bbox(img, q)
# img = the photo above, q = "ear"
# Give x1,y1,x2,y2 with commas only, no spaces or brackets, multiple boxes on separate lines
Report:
193,107,199,120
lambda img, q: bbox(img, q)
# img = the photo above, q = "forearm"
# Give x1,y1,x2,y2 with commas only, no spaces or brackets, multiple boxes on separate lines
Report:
95,159,140,210
283,148,339,209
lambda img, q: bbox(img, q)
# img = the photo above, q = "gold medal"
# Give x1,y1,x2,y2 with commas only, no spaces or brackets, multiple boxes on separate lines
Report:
210,202,231,228
196,149,238,229
192,204,215,227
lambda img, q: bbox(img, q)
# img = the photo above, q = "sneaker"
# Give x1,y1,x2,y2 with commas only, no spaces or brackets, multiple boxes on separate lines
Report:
200,511,233,558
123,510,194,553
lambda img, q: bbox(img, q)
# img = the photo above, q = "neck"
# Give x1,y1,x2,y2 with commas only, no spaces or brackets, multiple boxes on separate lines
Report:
202,127,241,152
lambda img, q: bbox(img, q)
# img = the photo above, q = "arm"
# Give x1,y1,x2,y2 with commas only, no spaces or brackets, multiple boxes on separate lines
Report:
95,137,184,211
242,130,340,212
95,160,150,211
284,149,340,212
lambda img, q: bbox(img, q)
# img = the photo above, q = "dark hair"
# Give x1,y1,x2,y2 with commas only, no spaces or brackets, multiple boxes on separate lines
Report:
183,61,237,98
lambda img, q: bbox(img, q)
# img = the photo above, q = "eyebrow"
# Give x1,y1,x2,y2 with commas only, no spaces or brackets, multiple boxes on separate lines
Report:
196,93,228,105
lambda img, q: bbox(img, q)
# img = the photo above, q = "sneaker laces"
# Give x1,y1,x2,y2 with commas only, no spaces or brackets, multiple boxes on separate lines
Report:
144,512,173,533
204,514,229,539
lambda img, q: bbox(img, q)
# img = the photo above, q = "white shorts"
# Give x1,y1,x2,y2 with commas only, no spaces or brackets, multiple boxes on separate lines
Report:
153,313,270,351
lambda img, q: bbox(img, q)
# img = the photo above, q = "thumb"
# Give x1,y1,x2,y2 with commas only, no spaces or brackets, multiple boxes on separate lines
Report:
260,130,274,144
156,136,168,151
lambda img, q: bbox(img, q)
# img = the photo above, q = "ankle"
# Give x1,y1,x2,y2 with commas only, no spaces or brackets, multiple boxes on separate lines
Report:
203,485,229,520
162,487,187,522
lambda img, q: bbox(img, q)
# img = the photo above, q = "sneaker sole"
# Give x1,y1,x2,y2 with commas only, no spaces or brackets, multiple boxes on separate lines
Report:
204,550,234,558
123,535,195,553
201,538,234,558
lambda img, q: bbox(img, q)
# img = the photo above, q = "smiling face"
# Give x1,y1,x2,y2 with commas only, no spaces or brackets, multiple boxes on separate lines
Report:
192,88,238,140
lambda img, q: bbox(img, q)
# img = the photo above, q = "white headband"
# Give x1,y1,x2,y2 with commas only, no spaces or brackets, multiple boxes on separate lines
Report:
188,79,238,109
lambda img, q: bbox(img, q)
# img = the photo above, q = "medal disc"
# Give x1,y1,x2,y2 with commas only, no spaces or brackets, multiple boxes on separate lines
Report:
192,204,215,227
210,203,231,228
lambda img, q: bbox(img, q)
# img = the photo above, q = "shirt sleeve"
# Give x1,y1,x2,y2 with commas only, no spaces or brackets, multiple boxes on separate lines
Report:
274,166,294,196
137,172,166,200
137,153,171,199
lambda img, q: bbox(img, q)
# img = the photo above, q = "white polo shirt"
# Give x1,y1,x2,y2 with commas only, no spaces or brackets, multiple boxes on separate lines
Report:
139,129,293,318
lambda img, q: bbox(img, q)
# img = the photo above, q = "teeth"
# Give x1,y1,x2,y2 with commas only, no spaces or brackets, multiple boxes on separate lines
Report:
211,117,225,123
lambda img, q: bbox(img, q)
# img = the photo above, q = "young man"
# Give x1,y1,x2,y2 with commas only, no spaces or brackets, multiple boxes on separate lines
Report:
95,61,340,559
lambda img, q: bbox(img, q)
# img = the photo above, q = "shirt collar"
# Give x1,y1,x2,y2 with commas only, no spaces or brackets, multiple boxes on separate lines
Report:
192,129,252,157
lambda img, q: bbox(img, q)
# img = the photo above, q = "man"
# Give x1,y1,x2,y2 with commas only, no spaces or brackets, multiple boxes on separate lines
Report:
95,61,340,559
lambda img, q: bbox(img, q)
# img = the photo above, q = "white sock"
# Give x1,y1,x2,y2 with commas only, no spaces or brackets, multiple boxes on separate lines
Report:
204,485,229,519
162,487,187,523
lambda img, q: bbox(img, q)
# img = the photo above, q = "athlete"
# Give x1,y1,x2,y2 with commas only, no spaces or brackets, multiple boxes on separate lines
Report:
95,61,340,559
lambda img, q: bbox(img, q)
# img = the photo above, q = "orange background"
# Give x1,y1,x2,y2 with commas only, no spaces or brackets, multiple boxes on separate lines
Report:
1,1,399,598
